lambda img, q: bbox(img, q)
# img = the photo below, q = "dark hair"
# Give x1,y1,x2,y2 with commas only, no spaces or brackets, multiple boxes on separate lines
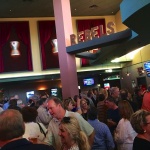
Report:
74,95,80,102
0,109,25,141
39,98,47,105
105,96,116,103
120,89,128,100
9,99,18,106
96,94,105,102
21,106,38,122
88,107,97,120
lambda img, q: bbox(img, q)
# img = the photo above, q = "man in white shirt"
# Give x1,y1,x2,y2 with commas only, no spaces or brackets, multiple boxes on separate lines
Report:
44,96,95,150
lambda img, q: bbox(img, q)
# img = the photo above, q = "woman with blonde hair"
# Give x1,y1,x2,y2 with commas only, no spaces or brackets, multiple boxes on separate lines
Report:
63,98,75,111
130,109,150,150
59,116,90,150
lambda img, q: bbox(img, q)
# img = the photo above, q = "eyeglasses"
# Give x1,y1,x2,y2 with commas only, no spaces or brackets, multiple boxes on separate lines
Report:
62,117,70,123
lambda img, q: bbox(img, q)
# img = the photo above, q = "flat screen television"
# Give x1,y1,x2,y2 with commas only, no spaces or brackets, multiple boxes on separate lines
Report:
51,88,58,96
26,91,34,102
144,61,150,70
104,83,110,89
83,78,94,86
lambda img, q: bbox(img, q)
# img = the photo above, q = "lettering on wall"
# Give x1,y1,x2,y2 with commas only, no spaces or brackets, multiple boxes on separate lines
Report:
70,21,115,46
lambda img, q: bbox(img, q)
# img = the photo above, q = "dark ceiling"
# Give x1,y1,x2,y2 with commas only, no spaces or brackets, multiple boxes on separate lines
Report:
0,0,122,18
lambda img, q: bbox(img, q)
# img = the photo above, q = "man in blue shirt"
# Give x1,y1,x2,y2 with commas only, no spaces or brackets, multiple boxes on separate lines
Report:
88,107,115,150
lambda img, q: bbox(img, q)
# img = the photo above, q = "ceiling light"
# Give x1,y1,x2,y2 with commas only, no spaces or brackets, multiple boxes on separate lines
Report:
105,69,112,72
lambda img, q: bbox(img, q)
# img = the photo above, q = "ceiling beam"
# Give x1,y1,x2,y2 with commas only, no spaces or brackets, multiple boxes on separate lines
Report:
66,29,132,54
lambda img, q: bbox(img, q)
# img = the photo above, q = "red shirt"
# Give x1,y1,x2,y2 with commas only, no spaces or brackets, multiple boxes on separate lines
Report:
142,92,150,112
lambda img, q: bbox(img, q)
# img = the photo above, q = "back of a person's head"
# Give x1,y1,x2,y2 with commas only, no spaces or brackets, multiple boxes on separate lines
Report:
120,89,128,100
61,116,90,150
9,99,18,106
105,96,116,103
74,95,80,102
38,98,47,106
0,109,24,141
87,89,93,97
118,100,133,120
88,107,97,120
96,94,105,102
109,87,119,95
21,106,38,122
134,86,141,95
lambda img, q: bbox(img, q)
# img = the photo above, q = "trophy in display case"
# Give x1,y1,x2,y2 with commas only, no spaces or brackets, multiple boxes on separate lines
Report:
10,41,20,56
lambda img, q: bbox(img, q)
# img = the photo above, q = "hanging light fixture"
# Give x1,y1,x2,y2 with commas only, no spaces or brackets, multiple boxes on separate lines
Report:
10,41,20,56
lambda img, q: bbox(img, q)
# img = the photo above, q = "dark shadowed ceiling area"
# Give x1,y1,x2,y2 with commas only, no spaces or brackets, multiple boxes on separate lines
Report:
0,0,122,18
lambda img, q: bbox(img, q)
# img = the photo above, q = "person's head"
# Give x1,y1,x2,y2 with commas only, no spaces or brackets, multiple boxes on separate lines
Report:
9,99,18,106
96,94,105,103
74,95,80,102
63,98,75,111
0,109,25,141
38,98,48,108
104,96,117,109
80,98,89,110
47,96,64,119
118,100,134,120
130,109,150,134
87,89,94,98
21,106,38,122
134,87,142,96
59,116,90,150
109,87,120,98
120,89,128,100
88,107,97,120
92,88,98,95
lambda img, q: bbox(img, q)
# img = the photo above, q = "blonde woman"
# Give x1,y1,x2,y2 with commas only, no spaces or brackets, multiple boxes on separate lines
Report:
59,116,90,150
63,98,75,111
130,109,150,150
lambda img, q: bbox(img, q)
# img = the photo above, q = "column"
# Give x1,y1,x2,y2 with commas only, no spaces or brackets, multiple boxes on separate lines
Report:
53,0,79,99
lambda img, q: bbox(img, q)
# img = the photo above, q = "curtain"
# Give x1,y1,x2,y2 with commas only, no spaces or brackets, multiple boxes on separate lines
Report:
38,21,56,70
0,23,12,72
76,19,106,67
14,22,33,71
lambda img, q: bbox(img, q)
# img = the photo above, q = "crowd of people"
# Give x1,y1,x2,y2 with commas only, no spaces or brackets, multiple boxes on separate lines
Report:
0,85,150,150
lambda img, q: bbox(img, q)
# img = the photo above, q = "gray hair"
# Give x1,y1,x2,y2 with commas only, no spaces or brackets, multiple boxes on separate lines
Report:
0,109,25,141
